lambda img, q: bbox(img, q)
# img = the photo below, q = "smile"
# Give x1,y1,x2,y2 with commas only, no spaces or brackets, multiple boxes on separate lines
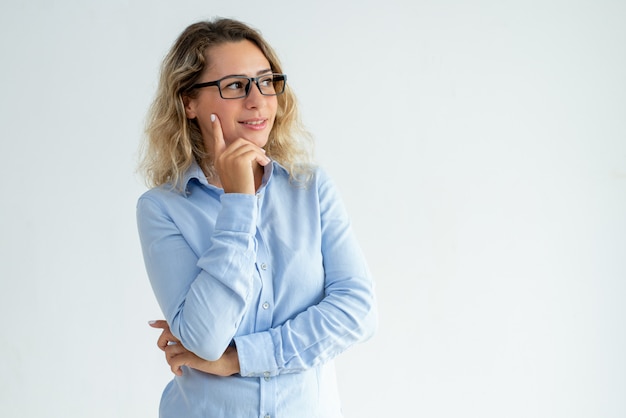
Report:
240,119,268,130
241,119,266,125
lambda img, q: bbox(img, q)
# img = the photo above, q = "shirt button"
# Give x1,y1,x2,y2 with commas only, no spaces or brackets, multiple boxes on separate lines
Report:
263,371,270,381
264,415,271,418
260,263,267,270
262,302,270,310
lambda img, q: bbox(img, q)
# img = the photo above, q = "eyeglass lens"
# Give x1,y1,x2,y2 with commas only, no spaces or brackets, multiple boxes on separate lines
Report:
219,74,285,99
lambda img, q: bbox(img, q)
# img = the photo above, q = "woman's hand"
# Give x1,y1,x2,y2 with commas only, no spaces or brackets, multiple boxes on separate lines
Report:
149,320,240,377
210,114,271,195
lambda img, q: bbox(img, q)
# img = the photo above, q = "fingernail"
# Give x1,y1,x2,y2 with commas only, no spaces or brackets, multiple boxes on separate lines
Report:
148,320,157,325
210,114,216,122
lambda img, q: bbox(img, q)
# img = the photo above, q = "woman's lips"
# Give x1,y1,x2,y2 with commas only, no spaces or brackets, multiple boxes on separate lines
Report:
239,118,268,130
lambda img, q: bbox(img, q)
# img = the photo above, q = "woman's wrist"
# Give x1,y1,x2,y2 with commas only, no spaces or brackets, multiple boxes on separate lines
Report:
193,345,240,376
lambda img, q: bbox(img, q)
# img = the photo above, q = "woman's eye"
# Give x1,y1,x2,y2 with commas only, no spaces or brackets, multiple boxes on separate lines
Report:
225,81,245,90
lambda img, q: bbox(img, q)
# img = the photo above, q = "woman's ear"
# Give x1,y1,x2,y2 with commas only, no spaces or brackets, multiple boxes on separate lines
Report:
182,95,197,119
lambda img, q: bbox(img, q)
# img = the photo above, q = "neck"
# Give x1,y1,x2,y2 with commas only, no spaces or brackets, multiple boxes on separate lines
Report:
253,162,265,191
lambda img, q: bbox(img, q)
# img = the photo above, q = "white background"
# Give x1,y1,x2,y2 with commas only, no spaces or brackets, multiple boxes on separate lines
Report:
1,0,625,417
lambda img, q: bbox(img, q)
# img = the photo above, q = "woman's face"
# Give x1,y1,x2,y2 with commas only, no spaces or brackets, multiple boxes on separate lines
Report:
184,40,278,156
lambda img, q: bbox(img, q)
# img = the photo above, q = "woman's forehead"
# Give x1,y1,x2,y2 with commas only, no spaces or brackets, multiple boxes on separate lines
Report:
204,40,271,77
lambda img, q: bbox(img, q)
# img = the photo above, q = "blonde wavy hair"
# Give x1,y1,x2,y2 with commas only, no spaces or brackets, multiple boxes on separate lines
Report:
139,18,314,189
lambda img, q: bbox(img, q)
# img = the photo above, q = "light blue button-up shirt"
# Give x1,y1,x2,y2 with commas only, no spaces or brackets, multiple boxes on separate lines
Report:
137,160,377,418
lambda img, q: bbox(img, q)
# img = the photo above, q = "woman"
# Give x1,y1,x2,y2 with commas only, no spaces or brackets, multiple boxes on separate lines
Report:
137,18,377,418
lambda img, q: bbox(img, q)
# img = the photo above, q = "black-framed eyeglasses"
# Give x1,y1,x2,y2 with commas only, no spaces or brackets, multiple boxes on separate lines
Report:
188,73,287,99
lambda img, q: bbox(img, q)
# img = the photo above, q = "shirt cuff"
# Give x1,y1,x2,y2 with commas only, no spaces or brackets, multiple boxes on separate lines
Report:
234,332,278,377
216,193,257,234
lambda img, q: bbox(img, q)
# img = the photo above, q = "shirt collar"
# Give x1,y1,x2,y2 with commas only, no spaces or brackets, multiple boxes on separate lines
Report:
180,159,283,196
180,159,210,193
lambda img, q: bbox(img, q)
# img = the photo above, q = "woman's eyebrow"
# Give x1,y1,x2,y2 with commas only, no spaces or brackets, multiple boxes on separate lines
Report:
221,69,273,78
